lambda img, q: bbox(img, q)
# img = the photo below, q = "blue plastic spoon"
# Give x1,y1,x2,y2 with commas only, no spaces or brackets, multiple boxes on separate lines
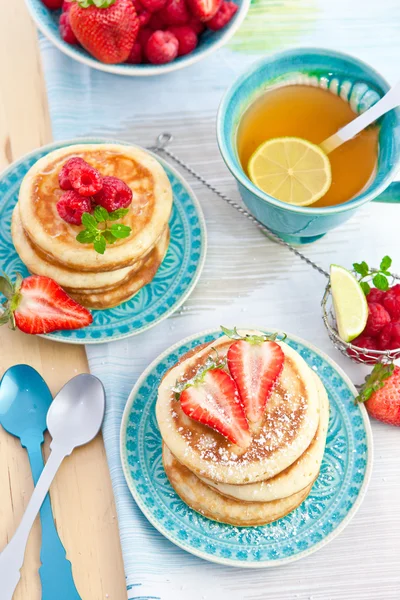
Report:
0,365,81,600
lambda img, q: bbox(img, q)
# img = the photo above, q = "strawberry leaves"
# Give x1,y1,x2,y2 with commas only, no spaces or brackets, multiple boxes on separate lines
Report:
71,0,117,8
353,255,393,296
76,207,131,254
356,362,395,403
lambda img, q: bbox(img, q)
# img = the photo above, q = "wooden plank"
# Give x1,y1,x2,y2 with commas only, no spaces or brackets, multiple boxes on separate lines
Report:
0,2,127,598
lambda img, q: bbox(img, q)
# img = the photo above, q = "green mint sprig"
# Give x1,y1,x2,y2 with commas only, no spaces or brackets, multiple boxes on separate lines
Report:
353,255,392,296
76,206,131,255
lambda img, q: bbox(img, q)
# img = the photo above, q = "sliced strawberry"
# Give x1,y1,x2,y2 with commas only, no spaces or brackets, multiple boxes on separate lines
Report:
227,340,284,425
180,369,251,448
187,0,222,21
0,274,92,335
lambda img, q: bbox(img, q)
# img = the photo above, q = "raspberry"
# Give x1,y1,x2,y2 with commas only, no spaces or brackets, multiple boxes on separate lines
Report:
139,10,152,26
367,288,386,304
188,16,205,34
390,283,400,296
364,302,391,336
145,30,179,64
62,0,72,11
93,176,133,212
138,27,153,46
141,0,167,11
383,292,400,320
168,25,197,56
149,13,167,29
59,11,79,45
347,334,378,362
69,164,103,197
58,157,87,190
56,191,92,225
378,322,400,350
126,42,143,63
159,0,189,26
206,1,238,31
41,0,63,8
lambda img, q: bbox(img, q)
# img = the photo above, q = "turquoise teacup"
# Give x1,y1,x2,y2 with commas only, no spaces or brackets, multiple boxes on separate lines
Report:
217,48,400,244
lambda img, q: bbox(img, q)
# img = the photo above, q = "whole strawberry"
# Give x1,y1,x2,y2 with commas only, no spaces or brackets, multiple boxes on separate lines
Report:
357,363,400,427
69,0,139,64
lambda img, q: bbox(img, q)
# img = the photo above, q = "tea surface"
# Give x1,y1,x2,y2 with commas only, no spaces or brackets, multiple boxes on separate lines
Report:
237,85,379,207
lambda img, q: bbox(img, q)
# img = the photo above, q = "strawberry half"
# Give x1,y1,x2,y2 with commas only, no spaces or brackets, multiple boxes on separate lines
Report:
223,328,284,425
187,0,222,22
0,274,93,335
180,368,251,448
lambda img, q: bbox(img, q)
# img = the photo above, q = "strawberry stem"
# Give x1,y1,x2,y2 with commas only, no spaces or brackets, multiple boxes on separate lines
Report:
172,348,226,398
355,362,395,403
220,325,286,345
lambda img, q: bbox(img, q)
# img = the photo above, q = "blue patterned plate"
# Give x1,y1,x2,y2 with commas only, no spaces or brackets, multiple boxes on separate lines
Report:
0,138,206,344
24,0,250,77
121,329,373,567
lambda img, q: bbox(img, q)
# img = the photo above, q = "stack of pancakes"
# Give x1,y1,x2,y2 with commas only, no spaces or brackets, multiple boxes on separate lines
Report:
12,144,173,309
157,331,329,527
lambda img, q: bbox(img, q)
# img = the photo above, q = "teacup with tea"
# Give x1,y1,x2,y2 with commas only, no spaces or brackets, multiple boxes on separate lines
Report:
217,48,400,244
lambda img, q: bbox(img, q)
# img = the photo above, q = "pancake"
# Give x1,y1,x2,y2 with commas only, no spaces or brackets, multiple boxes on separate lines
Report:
12,205,155,291
199,370,329,502
68,227,170,309
163,444,313,527
156,331,320,485
17,144,173,272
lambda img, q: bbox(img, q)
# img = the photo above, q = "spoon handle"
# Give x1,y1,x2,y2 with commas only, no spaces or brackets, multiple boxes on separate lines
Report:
0,445,66,600
26,442,81,600
321,80,400,154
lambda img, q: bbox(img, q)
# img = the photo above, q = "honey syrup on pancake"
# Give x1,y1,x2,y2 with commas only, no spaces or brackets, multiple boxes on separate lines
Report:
32,149,155,244
170,341,307,471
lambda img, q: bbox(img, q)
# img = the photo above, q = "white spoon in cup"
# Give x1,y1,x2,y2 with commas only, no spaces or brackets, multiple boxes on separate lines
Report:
320,80,400,154
0,374,105,600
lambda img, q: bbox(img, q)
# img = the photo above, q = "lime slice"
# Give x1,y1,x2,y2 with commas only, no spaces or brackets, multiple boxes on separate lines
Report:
248,137,332,206
330,264,368,342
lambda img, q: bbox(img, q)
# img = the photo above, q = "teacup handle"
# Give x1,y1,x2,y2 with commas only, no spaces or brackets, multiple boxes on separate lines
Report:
372,180,400,203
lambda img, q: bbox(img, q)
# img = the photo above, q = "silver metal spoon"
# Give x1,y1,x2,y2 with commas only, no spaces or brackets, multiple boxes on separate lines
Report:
0,374,105,600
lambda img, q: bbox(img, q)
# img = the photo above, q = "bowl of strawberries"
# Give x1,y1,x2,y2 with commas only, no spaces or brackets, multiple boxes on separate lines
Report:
323,256,400,365
26,0,249,74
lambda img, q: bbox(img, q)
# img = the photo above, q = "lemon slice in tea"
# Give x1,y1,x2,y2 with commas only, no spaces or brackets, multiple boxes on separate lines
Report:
248,137,332,206
330,264,368,343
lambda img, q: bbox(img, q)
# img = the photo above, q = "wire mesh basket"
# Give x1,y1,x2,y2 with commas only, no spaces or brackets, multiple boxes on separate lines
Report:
322,276,400,365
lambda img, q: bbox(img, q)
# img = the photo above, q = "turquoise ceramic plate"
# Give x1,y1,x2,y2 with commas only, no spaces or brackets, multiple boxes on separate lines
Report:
24,0,250,77
0,139,206,344
121,329,373,567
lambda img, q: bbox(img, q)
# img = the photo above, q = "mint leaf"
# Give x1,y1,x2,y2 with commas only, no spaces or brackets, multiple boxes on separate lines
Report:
380,255,392,271
372,273,389,291
93,236,106,254
102,230,117,244
76,230,97,244
109,223,131,239
360,281,371,296
353,261,369,277
108,208,129,221
81,213,98,231
94,206,109,223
